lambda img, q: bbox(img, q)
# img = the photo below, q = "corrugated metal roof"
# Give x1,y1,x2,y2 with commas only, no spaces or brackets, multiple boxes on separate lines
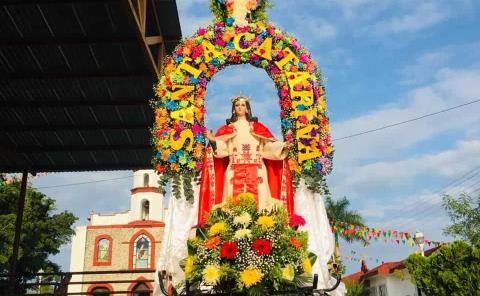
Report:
0,0,181,172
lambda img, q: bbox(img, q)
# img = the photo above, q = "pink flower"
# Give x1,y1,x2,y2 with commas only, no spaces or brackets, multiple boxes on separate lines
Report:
192,124,203,135
289,214,306,227
197,28,207,35
298,115,308,124
299,53,309,63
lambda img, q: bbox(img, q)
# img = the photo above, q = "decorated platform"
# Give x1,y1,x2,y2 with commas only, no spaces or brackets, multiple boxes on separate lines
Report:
150,1,344,295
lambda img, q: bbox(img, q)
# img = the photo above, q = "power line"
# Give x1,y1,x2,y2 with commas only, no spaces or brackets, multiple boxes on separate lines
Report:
378,166,480,229
392,174,480,230
332,98,480,141
35,175,133,189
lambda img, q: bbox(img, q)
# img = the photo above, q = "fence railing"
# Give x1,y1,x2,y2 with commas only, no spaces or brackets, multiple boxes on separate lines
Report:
0,269,156,296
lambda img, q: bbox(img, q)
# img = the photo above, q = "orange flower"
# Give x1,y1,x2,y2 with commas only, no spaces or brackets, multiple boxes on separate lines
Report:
288,159,301,173
183,46,192,56
193,143,203,158
198,63,208,72
290,236,302,250
170,163,179,171
204,236,221,249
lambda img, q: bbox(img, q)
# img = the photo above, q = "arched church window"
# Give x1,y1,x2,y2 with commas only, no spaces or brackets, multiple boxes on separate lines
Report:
131,282,150,296
141,200,150,220
133,235,150,269
89,286,111,296
93,235,112,266
143,173,149,187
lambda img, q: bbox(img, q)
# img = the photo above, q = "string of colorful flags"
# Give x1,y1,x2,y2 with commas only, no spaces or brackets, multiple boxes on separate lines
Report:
343,250,384,264
330,220,446,247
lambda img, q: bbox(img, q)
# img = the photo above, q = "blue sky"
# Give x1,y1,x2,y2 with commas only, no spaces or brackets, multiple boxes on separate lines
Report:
31,0,480,274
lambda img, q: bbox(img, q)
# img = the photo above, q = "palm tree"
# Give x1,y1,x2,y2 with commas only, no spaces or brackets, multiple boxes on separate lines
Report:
325,196,368,258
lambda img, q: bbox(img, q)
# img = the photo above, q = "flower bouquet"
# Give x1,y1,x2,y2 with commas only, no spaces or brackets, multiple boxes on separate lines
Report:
179,193,316,295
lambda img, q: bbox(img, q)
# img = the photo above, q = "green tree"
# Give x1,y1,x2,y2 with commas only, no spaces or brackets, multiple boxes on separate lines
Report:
344,279,369,296
0,181,77,292
405,241,480,296
325,196,368,254
442,193,480,246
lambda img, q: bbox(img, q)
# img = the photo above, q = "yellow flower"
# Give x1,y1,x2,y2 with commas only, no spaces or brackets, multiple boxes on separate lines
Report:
240,267,263,288
256,215,275,229
234,228,252,240
185,256,194,275
303,257,312,274
233,212,252,226
281,264,294,281
208,222,227,236
237,192,255,201
202,264,221,285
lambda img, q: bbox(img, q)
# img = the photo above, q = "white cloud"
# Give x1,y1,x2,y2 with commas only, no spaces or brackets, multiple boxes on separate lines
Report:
370,2,449,34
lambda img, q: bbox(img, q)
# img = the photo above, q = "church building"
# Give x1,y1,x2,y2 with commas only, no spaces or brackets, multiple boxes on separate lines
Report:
68,170,166,295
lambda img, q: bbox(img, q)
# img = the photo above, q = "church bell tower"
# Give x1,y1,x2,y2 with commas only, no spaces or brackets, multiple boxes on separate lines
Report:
130,170,164,222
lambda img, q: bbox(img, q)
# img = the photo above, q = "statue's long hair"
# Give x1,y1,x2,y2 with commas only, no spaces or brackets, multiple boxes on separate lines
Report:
226,97,258,124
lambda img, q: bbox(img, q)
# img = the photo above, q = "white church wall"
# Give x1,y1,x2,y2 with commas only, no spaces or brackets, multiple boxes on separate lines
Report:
130,191,164,221
90,210,131,226
68,226,87,293
133,169,160,188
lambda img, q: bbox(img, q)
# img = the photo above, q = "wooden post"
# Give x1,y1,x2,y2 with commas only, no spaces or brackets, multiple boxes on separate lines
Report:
9,171,28,295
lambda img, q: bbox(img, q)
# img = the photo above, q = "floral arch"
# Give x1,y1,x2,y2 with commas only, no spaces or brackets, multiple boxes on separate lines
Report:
151,0,333,199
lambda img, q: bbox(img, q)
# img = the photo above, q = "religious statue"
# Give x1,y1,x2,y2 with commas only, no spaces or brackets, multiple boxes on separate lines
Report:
230,0,259,27
197,95,294,223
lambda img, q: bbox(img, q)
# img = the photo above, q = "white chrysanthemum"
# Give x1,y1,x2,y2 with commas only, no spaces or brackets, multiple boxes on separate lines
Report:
233,212,252,226
234,228,252,240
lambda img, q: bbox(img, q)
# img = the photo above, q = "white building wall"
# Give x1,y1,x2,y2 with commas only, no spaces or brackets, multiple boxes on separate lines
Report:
130,191,164,221
133,169,160,188
68,226,87,293
385,271,418,296
89,210,131,225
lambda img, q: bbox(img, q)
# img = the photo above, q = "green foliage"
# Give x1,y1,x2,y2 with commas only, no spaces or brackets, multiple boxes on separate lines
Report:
0,182,77,286
325,196,368,246
405,241,480,296
208,0,272,23
442,193,480,246
344,279,369,296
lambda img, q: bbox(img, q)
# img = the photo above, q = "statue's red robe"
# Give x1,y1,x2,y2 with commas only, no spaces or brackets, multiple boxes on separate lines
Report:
197,121,294,224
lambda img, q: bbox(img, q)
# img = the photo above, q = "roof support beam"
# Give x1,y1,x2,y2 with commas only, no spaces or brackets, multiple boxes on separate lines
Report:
0,72,152,80
0,36,138,46
14,144,151,153
0,98,149,108
0,124,149,132
124,0,159,78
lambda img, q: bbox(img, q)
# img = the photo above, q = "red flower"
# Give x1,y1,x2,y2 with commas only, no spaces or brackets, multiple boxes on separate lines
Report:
220,241,238,259
289,214,306,227
252,239,272,256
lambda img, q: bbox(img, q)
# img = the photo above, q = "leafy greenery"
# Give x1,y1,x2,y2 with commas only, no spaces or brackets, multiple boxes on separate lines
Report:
442,193,480,246
344,279,369,296
325,195,368,250
0,181,77,291
405,241,480,296
209,0,272,23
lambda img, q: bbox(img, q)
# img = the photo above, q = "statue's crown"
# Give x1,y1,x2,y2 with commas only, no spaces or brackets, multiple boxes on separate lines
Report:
231,95,250,103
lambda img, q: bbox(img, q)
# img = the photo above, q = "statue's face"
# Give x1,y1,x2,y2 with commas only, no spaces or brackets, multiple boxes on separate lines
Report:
234,100,247,117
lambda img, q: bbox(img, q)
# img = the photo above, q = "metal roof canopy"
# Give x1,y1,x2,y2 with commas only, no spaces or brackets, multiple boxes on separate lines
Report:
0,0,182,173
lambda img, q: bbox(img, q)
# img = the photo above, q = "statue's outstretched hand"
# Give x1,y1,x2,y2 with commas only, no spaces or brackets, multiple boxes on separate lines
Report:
284,139,294,150
205,130,216,142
